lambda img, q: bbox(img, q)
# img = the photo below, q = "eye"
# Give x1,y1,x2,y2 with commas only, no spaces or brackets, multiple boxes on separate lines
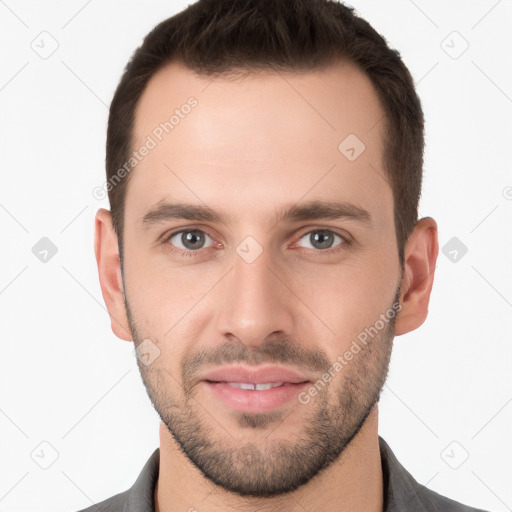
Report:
295,229,346,252
166,229,215,253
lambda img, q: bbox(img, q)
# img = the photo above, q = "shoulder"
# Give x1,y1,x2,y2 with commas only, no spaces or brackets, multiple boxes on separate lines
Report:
73,489,129,512
72,447,159,512
74,489,129,512
379,436,493,512
414,484,493,512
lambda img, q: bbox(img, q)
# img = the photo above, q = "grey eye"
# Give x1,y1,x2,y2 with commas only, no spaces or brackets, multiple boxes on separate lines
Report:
168,230,214,251
297,230,344,250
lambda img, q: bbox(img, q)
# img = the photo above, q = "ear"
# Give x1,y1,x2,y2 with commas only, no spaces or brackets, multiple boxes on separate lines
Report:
395,217,439,336
94,208,132,341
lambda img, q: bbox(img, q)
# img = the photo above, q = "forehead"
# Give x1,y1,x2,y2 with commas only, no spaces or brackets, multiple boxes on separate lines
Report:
126,60,391,231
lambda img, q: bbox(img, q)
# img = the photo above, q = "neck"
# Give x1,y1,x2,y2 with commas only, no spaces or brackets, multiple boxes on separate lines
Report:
155,405,384,512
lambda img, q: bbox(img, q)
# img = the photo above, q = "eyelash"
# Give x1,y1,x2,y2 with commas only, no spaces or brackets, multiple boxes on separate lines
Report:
161,227,351,259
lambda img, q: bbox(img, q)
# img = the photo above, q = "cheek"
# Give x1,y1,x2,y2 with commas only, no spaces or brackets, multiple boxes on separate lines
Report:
124,243,208,322
291,253,398,347
125,264,214,368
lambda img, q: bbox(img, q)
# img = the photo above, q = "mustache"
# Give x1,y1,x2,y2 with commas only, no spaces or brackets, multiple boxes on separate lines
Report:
181,337,331,385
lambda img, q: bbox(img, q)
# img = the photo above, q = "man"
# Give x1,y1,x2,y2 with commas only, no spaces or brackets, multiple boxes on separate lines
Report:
83,0,491,511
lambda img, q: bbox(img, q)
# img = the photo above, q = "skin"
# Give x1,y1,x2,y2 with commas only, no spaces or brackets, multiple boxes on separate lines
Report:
95,60,438,512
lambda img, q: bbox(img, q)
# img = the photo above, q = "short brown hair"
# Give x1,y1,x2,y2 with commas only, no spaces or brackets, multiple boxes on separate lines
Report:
106,0,424,269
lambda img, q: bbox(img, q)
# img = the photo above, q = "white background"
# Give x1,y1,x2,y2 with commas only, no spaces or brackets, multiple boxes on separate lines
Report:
0,1,511,511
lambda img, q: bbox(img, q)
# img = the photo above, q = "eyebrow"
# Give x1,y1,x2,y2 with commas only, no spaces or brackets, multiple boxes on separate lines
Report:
139,199,372,229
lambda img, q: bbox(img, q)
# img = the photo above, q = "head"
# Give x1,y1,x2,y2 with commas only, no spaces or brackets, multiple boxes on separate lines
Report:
95,0,438,498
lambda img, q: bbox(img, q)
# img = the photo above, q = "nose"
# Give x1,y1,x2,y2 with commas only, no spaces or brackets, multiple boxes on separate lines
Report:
215,245,295,348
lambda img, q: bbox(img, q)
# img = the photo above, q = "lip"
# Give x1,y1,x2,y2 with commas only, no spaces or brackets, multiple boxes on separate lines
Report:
199,364,312,385
198,364,312,413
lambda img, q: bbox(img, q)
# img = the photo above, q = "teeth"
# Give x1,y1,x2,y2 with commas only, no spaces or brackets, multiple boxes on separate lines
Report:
235,382,256,390
226,382,284,390
255,382,283,390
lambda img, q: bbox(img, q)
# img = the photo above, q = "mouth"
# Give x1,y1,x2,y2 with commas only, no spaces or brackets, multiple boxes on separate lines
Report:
198,365,312,413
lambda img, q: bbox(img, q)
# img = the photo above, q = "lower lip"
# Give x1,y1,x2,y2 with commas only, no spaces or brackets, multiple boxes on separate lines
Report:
202,381,310,413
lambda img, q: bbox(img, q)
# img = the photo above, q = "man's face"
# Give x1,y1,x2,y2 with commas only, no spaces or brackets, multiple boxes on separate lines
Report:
120,60,402,496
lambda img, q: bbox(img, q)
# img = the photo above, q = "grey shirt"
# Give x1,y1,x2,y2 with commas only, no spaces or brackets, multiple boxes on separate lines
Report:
75,436,491,512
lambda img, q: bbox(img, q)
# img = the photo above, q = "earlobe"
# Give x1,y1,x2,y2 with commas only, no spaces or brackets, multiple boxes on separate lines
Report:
394,217,439,336
94,208,133,342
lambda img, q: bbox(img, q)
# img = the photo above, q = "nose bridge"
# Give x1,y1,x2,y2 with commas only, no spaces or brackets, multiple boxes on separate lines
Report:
216,243,293,346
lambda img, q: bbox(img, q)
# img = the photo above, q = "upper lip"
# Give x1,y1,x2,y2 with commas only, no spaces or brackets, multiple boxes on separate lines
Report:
199,365,312,384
